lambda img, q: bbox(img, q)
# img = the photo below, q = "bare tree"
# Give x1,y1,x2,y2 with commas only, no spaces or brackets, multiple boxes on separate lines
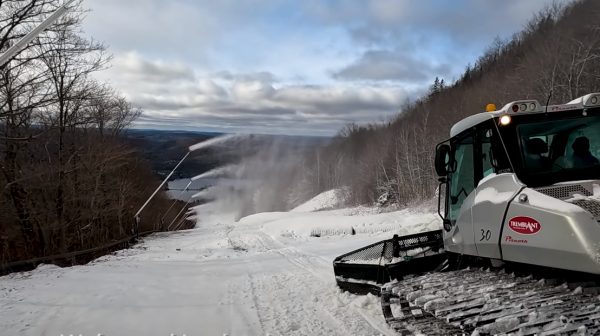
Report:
0,0,174,264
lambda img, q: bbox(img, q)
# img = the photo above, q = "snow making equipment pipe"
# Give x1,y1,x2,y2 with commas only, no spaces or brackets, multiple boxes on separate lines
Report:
159,179,192,225
134,135,236,236
0,0,77,68
134,151,190,236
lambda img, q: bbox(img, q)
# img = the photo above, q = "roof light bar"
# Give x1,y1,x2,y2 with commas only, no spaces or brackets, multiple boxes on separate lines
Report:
580,93,600,107
499,100,542,114
565,93,600,106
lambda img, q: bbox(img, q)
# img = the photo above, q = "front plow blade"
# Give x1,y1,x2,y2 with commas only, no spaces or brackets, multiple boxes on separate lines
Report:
333,230,446,295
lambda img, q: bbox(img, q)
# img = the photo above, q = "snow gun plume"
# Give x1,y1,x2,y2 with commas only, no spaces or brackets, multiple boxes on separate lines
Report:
192,135,323,222
192,186,217,200
191,164,238,181
188,134,241,152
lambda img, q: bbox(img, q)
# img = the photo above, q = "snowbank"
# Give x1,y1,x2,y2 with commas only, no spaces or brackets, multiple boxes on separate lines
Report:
291,188,347,212
240,206,441,240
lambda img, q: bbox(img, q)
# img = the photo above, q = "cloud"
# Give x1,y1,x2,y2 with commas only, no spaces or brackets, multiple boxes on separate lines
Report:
303,0,576,83
214,71,277,83
273,85,405,115
98,52,411,135
82,0,576,135
110,52,195,83
140,82,409,135
302,0,574,45
333,50,452,82
231,80,275,101
82,0,298,66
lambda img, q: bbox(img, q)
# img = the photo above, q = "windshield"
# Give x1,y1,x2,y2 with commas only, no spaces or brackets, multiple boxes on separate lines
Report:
506,112,600,186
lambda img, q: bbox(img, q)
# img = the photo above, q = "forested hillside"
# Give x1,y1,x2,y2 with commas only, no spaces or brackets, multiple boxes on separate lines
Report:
0,1,181,265
304,0,600,206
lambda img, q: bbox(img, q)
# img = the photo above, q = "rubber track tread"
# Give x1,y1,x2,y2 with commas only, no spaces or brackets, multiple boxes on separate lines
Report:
381,268,600,335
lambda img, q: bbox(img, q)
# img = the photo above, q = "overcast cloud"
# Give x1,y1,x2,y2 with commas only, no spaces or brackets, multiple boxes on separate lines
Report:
82,0,574,136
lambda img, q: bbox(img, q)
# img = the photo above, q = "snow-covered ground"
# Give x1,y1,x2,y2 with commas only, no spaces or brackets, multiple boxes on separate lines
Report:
0,192,440,336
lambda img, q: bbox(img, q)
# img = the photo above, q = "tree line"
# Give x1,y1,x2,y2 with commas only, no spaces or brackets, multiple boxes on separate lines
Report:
297,0,600,207
0,0,185,265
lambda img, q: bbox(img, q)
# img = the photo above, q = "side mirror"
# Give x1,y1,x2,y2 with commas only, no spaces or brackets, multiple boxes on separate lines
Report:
435,144,451,177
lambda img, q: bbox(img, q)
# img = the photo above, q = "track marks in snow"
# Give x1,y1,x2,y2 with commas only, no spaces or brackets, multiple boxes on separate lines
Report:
225,227,393,335
220,277,264,335
248,272,345,335
276,251,395,336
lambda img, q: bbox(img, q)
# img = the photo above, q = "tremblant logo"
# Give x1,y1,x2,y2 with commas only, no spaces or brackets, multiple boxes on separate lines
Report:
508,216,541,234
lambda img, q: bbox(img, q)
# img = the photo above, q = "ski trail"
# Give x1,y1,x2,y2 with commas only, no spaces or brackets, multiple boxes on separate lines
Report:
273,247,396,336
264,231,396,336
247,271,348,336
0,209,403,336
226,226,395,336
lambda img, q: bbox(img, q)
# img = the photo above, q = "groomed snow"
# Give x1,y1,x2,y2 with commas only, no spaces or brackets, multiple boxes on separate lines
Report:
0,191,440,336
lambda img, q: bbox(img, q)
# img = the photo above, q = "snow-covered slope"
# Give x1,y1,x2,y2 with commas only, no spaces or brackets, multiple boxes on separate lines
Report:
291,188,347,212
0,193,440,336
242,206,439,239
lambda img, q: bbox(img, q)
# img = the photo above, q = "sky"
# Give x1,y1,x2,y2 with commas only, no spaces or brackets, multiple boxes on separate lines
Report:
81,0,573,136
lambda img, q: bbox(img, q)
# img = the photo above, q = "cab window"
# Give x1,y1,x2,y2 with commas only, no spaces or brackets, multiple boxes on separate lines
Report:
448,134,474,222
481,129,494,178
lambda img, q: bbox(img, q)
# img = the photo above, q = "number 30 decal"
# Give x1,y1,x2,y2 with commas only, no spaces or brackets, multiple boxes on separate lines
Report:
480,229,491,241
